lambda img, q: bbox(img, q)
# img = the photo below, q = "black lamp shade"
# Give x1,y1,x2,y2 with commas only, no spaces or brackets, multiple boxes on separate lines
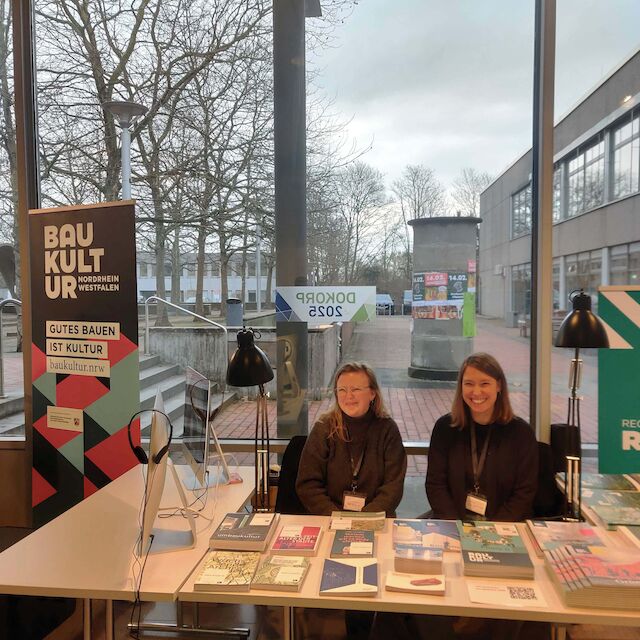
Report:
554,290,610,349
226,328,274,387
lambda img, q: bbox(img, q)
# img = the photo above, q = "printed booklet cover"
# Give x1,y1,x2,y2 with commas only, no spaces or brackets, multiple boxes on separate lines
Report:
392,518,460,551
270,524,323,556
251,555,311,592
319,558,378,596
330,529,375,558
457,521,534,579
209,512,280,551
193,551,261,592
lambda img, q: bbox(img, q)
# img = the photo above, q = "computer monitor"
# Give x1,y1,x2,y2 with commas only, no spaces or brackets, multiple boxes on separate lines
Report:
181,366,232,489
138,389,196,556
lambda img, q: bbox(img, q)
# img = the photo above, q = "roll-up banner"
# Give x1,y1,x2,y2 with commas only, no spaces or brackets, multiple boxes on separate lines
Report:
597,286,640,473
29,201,140,526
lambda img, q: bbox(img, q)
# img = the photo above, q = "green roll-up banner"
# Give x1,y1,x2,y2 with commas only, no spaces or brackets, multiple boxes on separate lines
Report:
598,286,640,473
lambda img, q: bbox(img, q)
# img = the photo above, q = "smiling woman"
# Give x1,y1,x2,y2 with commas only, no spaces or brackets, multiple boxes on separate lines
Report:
425,352,538,522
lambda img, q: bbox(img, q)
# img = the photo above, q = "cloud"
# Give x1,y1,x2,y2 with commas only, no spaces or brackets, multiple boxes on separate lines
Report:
308,0,640,189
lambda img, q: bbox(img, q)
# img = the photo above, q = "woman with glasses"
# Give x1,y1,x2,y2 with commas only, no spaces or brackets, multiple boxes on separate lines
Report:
296,361,407,517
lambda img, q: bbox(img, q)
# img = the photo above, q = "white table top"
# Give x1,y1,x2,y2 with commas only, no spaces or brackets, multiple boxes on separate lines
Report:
0,465,253,601
179,515,640,626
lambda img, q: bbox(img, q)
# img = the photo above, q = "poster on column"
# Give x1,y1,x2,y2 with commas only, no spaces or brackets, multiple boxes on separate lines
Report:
411,271,472,322
29,201,140,526
597,286,640,473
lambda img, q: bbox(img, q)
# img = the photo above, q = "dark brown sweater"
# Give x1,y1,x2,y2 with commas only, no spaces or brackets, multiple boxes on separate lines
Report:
295,412,407,517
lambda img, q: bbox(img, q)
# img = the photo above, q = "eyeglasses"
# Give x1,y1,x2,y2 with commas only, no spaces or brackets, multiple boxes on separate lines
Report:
336,386,370,395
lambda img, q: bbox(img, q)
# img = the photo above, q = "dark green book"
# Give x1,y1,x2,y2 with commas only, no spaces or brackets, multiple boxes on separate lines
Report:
330,529,375,558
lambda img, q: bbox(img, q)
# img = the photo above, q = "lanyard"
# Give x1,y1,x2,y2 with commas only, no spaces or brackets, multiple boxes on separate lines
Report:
470,422,493,494
344,425,368,491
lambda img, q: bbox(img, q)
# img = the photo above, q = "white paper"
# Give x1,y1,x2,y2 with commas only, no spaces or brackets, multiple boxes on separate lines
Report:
466,580,547,608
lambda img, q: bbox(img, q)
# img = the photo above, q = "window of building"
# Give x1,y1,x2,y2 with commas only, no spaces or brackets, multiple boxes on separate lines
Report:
511,184,532,238
612,113,640,199
629,242,640,284
567,138,605,217
609,244,629,285
248,290,257,303
552,167,562,222
552,258,560,310
511,263,531,316
139,262,148,277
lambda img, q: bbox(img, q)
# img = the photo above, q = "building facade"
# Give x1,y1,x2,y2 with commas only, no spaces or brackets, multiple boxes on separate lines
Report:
479,48,640,321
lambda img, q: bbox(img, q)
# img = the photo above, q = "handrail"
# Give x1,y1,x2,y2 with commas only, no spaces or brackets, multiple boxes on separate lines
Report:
0,298,22,398
143,296,228,385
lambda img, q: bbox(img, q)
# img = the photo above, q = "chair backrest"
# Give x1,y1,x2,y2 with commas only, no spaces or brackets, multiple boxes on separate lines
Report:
274,435,309,515
533,441,564,519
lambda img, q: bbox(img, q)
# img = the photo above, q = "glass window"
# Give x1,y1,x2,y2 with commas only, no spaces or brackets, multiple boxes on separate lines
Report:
511,263,531,316
609,244,629,285
552,166,562,222
511,184,532,238
628,242,640,284
612,113,640,199
139,262,148,278
567,138,604,216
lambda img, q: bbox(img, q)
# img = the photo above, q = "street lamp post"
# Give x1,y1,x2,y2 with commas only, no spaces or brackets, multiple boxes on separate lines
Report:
102,100,148,199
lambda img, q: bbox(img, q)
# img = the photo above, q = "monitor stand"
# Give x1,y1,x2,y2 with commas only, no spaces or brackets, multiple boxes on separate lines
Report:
148,460,197,555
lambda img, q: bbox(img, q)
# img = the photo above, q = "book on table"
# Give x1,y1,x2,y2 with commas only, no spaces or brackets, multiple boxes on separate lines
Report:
270,524,323,556
251,555,311,592
589,504,640,529
329,511,386,531
618,525,640,548
392,518,458,573
582,488,640,509
544,544,640,609
392,518,460,551
384,572,446,596
457,521,534,579
193,550,261,592
330,529,375,558
319,558,378,596
525,520,608,558
578,473,639,491
209,512,280,551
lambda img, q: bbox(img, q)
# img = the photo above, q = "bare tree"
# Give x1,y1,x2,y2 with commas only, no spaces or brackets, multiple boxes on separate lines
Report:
450,167,493,216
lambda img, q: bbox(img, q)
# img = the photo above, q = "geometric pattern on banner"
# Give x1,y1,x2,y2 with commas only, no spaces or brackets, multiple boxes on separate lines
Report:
33,410,81,450
84,350,140,436
83,412,111,452
106,333,138,368
32,385,52,425
32,467,57,508
84,422,139,482
32,428,84,524
84,455,114,495
59,430,86,474
33,369,57,405
56,373,110,410
32,343,47,382
598,288,640,474
84,475,99,499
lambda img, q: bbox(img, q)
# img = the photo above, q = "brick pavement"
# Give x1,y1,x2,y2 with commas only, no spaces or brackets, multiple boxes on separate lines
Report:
214,315,599,476
2,315,599,477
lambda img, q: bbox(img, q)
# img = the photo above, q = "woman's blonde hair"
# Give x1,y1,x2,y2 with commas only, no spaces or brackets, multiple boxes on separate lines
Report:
319,362,389,441
450,352,514,429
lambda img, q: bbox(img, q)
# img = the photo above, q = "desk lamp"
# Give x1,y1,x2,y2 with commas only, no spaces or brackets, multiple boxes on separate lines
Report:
227,327,274,511
554,289,609,520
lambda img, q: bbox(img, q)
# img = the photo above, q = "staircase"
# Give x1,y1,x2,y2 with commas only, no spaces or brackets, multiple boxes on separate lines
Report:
0,354,233,439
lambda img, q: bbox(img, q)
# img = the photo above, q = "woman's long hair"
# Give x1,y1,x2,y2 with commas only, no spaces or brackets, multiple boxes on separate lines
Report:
450,352,514,429
319,362,389,441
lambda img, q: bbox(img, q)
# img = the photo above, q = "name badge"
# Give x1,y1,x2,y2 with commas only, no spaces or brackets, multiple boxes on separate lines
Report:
342,491,366,512
465,492,488,516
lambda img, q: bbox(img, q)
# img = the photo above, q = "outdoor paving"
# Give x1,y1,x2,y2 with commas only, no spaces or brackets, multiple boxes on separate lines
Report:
213,314,599,476
1,314,599,477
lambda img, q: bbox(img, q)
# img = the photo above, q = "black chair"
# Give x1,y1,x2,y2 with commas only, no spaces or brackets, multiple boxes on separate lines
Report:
274,435,309,515
533,441,564,519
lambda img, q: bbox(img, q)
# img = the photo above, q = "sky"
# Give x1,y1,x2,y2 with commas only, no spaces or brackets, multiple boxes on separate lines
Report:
307,0,640,193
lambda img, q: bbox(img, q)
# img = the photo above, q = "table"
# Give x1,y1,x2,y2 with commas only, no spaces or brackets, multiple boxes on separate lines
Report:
179,515,640,640
0,464,253,639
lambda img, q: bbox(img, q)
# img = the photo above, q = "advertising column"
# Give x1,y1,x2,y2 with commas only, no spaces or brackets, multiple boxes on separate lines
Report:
29,201,139,526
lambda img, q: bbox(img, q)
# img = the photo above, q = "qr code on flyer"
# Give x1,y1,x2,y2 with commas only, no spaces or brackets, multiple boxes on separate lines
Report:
507,586,537,600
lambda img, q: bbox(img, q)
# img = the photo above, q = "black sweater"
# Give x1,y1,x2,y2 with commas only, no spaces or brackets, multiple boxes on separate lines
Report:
296,412,407,517
425,414,538,522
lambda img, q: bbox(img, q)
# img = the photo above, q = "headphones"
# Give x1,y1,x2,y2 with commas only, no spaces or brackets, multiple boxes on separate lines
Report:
127,409,173,465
